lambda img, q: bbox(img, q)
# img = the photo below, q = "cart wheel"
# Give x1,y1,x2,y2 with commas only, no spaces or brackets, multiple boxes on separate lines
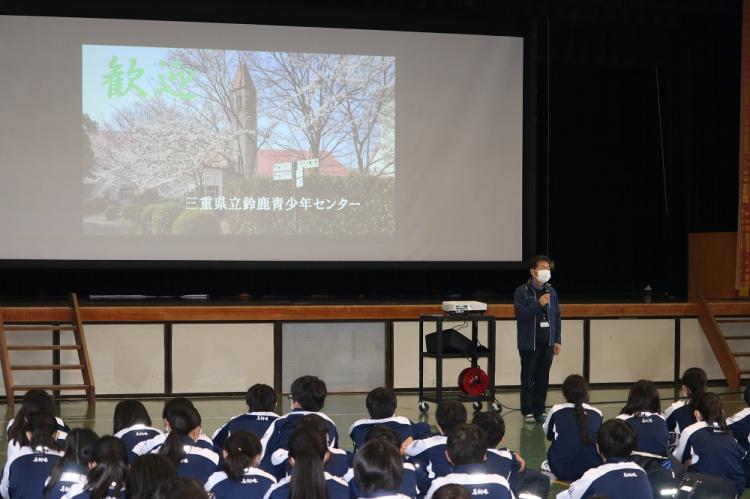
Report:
491,401,502,413
472,401,483,411
419,401,429,414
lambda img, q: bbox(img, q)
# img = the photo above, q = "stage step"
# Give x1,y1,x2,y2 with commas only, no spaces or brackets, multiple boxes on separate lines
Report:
12,384,92,391
11,364,85,371
717,318,750,324
724,335,750,340
7,345,82,351
2,325,77,332
734,352,750,357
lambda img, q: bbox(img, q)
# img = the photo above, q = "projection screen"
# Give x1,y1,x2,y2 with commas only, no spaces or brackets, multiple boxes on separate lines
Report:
0,16,524,261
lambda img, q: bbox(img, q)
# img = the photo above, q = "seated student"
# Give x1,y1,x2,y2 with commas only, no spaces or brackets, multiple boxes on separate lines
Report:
472,411,550,498
664,367,707,436
7,390,69,461
543,374,603,481
352,439,409,499
155,404,220,484
403,400,467,494
424,424,513,499
345,425,418,498
132,398,218,457
62,436,129,499
348,388,414,451
270,414,350,479
260,376,339,473
205,431,277,499
212,384,279,449
673,392,746,497
112,400,162,463
617,379,669,456
0,412,64,499
558,419,653,499
125,454,178,499
263,425,349,499
43,428,99,499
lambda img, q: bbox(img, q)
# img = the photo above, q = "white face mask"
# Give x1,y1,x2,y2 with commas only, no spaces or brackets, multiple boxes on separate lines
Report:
535,269,551,284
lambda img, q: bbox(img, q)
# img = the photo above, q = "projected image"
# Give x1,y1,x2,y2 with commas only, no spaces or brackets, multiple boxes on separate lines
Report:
81,45,395,236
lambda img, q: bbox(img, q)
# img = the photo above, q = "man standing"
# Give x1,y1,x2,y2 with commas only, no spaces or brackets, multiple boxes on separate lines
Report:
513,255,561,423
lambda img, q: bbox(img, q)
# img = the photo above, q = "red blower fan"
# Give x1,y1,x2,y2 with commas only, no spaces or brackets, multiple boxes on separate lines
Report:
458,366,489,397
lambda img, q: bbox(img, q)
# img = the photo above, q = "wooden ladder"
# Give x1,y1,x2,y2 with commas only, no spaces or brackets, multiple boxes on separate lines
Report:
0,293,95,407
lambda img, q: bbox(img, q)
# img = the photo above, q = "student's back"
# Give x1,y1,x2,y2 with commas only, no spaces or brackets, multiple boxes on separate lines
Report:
61,436,129,499
664,367,707,435
617,413,668,456
559,419,653,499
1,412,63,499
43,428,99,499
213,384,279,448
260,376,338,474
673,393,746,497
6,390,69,462
544,375,603,481
112,399,162,463
349,388,413,451
205,429,276,499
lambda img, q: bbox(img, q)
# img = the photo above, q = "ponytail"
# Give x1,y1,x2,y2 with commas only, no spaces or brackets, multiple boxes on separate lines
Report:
682,367,708,412
8,389,55,447
223,431,261,481
44,428,98,496
27,412,59,450
87,436,128,499
288,427,328,499
696,392,728,432
563,374,592,444
159,405,201,465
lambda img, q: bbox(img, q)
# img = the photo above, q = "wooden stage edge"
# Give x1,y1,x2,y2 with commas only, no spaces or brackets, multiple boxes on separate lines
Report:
2,300,750,322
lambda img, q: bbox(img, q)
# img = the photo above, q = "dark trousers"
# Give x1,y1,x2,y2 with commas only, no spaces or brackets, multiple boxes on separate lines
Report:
519,343,554,416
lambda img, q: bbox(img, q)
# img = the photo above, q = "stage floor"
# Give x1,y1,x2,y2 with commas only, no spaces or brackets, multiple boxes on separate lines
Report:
2,386,750,497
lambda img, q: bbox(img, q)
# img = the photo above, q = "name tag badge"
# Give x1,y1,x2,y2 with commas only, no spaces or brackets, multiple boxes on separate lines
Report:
540,321,550,328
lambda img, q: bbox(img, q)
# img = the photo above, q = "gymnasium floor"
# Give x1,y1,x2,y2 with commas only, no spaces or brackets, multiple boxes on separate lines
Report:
2,386,749,498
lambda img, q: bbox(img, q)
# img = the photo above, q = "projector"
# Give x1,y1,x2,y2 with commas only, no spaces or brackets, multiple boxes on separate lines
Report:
442,301,487,314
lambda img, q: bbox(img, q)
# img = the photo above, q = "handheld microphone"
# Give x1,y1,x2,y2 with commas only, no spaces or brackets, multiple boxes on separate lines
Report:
543,283,551,313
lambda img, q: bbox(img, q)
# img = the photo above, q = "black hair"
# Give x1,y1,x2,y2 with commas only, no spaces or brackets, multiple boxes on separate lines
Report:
446,423,486,467
44,428,99,496
528,254,554,270
433,484,471,499
366,387,398,420
295,413,328,437
287,425,328,499
159,405,201,465
696,392,728,432
245,384,277,412
113,400,152,433
26,412,59,450
745,384,750,407
87,436,128,499
597,419,637,460
471,411,505,448
290,375,327,412
563,374,592,444
126,454,177,499
620,379,661,415
154,477,209,499
681,367,707,412
223,430,262,481
161,397,195,421
436,400,467,436
353,439,403,494
365,425,400,448
8,389,56,448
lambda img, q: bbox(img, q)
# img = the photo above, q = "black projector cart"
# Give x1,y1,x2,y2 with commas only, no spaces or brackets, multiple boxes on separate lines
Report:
418,313,498,413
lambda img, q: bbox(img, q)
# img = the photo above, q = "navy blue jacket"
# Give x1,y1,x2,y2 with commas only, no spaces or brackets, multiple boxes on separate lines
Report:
345,461,418,498
617,412,669,456
664,400,697,435
403,435,450,494
424,464,513,499
150,434,221,484
43,463,88,499
559,457,653,499
544,403,603,481
264,472,349,499
205,467,277,499
0,446,64,499
212,412,279,449
348,416,414,452
513,280,561,351
673,421,746,496
113,423,162,463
